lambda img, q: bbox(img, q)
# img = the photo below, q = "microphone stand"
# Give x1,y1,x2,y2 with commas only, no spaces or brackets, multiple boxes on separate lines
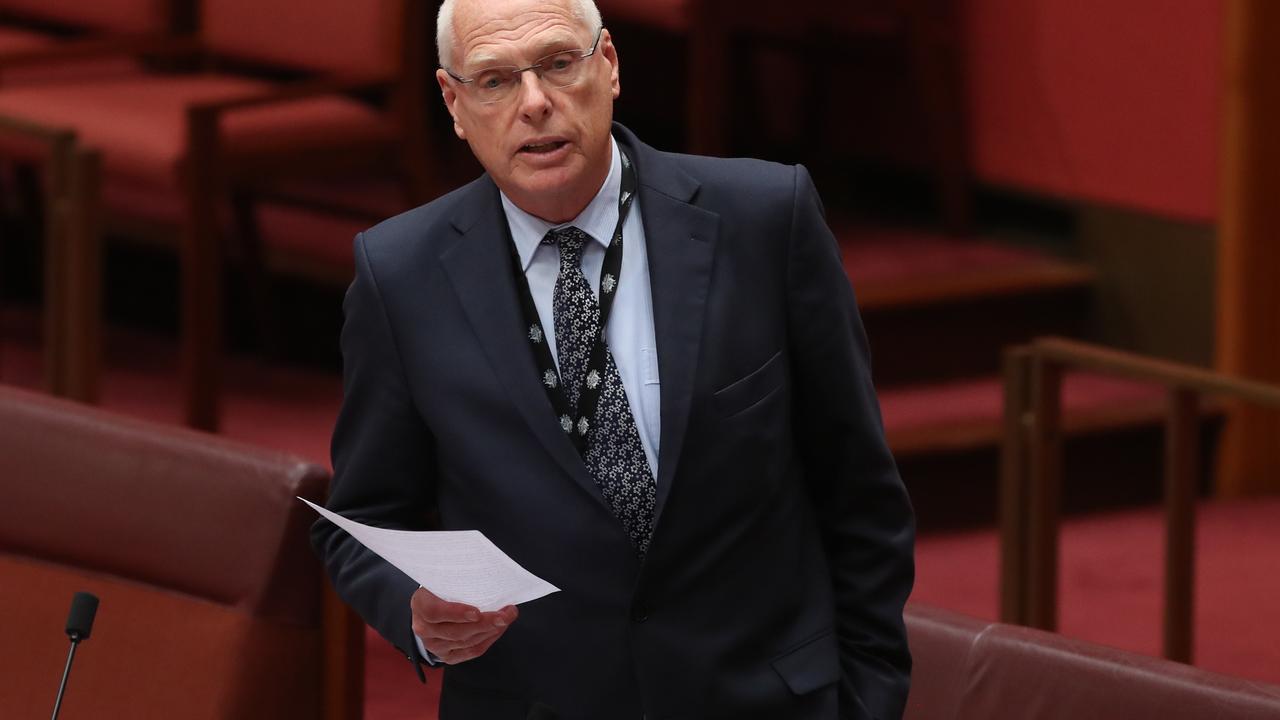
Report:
52,592,97,720
51,634,83,720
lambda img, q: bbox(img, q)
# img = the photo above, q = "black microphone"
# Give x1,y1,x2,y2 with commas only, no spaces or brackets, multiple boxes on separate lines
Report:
52,592,98,720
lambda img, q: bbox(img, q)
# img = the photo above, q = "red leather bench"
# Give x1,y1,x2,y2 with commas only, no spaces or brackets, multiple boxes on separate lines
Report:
906,603,1280,719
0,385,352,718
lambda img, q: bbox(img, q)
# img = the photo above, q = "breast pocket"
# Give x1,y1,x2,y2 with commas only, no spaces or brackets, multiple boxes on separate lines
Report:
713,351,785,418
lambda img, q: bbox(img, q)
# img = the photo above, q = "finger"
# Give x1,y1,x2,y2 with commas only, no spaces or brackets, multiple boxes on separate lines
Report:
426,625,505,655
420,607,514,643
413,612,481,642
423,619,503,646
411,587,481,624
495,605,518,627
424,614,514,661
438,629,506,665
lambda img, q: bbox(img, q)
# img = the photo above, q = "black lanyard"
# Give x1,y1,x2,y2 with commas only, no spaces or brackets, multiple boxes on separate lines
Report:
507,148,638,454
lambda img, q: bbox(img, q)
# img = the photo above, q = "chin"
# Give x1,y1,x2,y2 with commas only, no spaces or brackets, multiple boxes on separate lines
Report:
514,165,585,198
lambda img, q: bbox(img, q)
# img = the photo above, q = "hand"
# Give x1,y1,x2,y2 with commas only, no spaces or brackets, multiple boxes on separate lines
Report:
410,586,518,665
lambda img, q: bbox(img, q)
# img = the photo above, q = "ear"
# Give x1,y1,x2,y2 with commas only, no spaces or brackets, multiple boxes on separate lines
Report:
436,68,468,140
601,29,620,100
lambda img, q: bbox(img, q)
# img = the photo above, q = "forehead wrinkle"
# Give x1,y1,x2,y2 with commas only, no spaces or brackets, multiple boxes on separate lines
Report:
457,10,588,69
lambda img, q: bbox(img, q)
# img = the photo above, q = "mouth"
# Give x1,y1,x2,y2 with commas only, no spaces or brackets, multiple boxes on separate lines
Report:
519,139,569,155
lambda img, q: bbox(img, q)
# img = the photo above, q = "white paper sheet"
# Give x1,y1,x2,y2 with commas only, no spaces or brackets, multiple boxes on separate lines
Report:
302,498,559,612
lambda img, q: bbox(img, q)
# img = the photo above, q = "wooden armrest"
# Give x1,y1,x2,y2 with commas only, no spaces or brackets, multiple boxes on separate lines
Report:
181,75,394,173
187,75,392,118
0,34,201,69
0,113,75,142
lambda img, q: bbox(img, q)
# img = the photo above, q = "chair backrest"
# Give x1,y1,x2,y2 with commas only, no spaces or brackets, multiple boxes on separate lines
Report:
0,386,332,719
0,0,170,34
904,603,1280,720
903,603,990,720
958,623,1280,720
202,0,405,78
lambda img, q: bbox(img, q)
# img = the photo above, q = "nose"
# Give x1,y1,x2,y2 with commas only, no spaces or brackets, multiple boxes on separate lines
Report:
515,71,552,121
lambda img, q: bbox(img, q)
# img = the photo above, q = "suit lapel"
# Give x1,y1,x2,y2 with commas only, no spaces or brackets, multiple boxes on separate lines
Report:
620,128,720,531
438,180,604,507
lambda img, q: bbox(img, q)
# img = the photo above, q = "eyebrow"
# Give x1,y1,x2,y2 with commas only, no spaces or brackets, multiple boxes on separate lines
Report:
463,34,587,69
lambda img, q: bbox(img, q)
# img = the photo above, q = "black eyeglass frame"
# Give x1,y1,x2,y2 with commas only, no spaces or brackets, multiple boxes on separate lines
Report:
443,26,605,93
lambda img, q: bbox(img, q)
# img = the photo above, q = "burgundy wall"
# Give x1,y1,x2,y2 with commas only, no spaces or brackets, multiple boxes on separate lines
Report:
966,0,1224,221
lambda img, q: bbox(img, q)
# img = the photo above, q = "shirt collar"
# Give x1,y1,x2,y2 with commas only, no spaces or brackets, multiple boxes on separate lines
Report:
501,135,621,272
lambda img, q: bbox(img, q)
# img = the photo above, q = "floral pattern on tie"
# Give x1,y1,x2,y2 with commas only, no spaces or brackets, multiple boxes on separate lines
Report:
545,226,656,556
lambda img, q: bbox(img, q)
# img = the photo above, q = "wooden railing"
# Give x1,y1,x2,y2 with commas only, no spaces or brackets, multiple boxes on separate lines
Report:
0,115,101,402
1000,336,1280,663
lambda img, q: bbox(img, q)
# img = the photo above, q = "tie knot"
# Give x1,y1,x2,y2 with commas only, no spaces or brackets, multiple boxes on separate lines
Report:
544,226,590,265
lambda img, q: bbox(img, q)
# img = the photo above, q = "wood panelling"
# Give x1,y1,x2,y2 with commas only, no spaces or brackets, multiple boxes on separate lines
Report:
1214,0,1280,496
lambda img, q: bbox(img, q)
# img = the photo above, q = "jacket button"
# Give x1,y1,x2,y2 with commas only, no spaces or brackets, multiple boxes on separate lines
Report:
632,611,648,623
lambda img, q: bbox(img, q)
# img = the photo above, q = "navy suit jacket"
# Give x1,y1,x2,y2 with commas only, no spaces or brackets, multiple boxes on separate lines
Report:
312,124,915,720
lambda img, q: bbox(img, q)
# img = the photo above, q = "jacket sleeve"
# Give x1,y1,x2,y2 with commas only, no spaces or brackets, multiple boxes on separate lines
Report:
784,165,916,720
311,231,436,681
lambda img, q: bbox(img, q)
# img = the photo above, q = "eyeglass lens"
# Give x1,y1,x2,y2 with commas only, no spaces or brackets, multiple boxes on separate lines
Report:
469,49,593,102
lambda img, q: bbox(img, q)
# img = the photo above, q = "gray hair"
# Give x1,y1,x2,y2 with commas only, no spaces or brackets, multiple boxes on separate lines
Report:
437,0,604,69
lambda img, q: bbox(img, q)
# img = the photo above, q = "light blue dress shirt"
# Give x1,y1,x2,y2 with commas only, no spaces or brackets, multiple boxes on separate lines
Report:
499,135,661,474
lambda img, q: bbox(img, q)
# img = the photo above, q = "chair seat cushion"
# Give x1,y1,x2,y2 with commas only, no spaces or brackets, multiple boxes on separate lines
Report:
0,73,393,181
0,27,143,85
3,0,170,34
0,24,52,53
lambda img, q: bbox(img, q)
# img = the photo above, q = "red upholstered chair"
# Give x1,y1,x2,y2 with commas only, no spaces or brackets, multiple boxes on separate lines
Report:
0,0,435,431
0,384,363,719
0,23,45,55
904,604,1280,720
0,0,170,35
0,0,169,339
598,0,971,232
0,0,172,85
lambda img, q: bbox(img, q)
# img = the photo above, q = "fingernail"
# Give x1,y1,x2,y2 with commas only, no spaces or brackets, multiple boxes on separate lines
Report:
494,617,507,627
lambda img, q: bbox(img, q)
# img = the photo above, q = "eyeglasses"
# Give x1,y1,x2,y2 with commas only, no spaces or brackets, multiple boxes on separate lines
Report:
445,27,605,104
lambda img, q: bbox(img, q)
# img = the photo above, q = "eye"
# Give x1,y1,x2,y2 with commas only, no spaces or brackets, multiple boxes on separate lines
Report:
545,53,577,72
475,70,510,90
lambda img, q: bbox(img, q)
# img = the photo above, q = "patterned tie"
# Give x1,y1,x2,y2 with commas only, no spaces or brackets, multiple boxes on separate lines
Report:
545,226,656,557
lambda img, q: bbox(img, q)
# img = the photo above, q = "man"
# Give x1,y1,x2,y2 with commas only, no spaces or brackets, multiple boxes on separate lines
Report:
312,0,915,717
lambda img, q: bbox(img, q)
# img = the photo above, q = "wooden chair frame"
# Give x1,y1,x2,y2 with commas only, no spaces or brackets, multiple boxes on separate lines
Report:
0,114,100,402
1000,336,1280,663
322,578,366,720
682,0,971,232
0,0,434,431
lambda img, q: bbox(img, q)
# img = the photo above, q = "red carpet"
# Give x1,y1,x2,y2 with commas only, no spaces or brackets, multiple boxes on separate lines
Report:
0,309,340,464
3,317,1277,719
913,499,1280,686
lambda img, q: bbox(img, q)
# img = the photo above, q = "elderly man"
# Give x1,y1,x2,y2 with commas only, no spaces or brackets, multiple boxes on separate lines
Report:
312,0,915,717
